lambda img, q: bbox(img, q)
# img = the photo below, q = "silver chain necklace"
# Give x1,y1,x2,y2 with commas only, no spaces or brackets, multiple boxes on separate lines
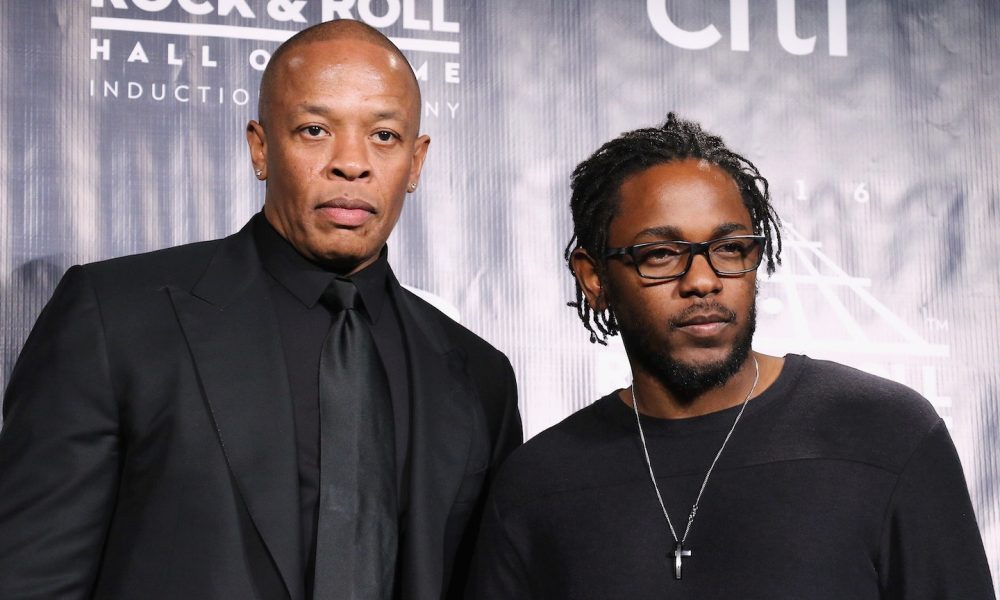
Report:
630,355,759,581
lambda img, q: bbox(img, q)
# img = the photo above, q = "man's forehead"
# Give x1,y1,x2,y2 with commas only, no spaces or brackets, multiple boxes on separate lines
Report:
287,101,409,121
279,38,412,77
630,159,736,187
273,41,419,105
261,31,424,131
615,161,750,228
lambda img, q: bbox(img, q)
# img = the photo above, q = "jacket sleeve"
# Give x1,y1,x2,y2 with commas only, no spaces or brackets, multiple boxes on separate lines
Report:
489,355,522,474
0,266,122,599
444,351,522,600
877,419,996,599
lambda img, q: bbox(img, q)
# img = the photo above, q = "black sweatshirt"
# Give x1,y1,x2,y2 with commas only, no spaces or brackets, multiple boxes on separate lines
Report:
469,354,995,599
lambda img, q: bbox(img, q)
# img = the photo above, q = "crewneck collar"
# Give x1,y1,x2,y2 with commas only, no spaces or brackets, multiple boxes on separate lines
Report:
597,354,807,437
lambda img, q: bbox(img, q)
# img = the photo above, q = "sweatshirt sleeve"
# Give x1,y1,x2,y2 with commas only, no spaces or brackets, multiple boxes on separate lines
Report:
877,419,996,599
465,487,533,599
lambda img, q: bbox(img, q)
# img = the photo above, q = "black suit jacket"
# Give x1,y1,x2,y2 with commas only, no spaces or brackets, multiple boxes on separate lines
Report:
0,220,522,600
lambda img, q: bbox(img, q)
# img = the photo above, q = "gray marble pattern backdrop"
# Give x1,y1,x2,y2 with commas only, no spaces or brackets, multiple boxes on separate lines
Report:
1,0,997,590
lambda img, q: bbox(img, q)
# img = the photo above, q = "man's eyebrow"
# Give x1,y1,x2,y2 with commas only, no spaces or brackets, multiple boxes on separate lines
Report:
290,104,406,123
712,222,751,237
634,225,683,241
633,222,751,242
293,103,331,117
373,109,404,120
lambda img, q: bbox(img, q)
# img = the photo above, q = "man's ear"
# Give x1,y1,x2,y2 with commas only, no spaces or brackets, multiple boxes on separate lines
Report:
407,134,431,188
570,247,608,312
246,120,267,179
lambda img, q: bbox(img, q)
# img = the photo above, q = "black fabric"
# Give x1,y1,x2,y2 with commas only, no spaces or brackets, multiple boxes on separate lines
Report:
253,213,411,591
313,279,397,600
0,219,522,600
469,354,996,600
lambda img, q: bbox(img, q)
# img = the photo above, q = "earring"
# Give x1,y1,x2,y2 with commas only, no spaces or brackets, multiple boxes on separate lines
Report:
408,182,417,191
255,170,263,178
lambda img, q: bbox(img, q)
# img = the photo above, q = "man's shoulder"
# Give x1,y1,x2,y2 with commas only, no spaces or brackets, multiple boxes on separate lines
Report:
780,354,943,470
792,354,938,423
488,396,618,508
396,285,507,363
80,238,224,289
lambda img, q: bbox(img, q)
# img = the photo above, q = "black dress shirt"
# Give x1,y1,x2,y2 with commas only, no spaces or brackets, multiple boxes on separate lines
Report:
252,214,410,597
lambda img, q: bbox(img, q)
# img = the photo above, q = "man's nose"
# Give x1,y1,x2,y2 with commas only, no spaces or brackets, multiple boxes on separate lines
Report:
676,253,722,298
329,134,372,181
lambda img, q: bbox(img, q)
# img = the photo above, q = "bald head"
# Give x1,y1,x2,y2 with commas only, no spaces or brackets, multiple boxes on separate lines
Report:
258,20,421,126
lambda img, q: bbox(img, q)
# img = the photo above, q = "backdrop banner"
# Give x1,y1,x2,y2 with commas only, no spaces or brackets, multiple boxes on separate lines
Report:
1,0,997,588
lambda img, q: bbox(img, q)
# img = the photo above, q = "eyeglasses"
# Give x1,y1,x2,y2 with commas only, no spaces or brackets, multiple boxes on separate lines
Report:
604,235,765,280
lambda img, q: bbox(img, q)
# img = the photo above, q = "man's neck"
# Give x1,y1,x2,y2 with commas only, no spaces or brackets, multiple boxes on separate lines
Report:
625,351,784,419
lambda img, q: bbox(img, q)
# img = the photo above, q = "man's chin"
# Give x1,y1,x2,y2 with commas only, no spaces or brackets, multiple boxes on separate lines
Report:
319,252,378,275
617,300,757,400
653,348,749,401
630,324,755,401
297,238,379,274
667,346,734,369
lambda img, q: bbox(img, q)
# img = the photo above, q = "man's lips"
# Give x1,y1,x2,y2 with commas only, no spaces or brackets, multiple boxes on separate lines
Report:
670,308,736,337
316,198,376,227
675,320,728,336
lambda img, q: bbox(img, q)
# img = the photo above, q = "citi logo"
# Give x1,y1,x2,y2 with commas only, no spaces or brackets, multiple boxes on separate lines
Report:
647,0,848,57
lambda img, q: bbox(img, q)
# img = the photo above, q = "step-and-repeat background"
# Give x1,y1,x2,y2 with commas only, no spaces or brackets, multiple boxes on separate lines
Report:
2,0,997,588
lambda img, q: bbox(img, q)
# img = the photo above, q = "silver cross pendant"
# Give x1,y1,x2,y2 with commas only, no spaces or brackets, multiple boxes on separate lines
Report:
669,542,692,580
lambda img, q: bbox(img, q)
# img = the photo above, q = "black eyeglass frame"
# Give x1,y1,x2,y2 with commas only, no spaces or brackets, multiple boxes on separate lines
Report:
604,234,766,280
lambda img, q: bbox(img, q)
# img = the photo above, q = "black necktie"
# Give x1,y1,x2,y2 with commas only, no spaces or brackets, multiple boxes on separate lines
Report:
313,277,397,600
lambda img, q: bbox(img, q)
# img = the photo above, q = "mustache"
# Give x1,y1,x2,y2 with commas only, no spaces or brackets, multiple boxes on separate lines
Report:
668,302,737,328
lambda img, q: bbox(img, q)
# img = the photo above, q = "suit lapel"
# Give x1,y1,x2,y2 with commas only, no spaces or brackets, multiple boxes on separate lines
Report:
169,223,303,600
390,276,474,598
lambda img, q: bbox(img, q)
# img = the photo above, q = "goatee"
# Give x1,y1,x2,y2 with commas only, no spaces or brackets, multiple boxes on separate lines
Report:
620,302,756,402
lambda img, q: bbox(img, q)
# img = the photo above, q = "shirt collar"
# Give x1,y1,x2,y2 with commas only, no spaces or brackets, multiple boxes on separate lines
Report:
252,212,390,322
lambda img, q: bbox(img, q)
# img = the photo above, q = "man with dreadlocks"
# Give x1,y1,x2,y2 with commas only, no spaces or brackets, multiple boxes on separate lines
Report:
467,114,995,599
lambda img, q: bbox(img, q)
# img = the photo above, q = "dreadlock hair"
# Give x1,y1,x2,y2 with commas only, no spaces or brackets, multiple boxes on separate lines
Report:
565,112,782,345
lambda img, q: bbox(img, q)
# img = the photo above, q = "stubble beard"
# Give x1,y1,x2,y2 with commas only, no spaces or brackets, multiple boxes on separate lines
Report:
619,301,757,403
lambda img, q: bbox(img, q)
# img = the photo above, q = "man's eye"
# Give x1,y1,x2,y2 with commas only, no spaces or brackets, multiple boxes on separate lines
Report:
374,131,396,142
304,126,325,136
712,242,748,256
640,246,684,264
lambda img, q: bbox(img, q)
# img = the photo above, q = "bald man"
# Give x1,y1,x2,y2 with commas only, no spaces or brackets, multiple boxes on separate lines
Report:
0,21,521,600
